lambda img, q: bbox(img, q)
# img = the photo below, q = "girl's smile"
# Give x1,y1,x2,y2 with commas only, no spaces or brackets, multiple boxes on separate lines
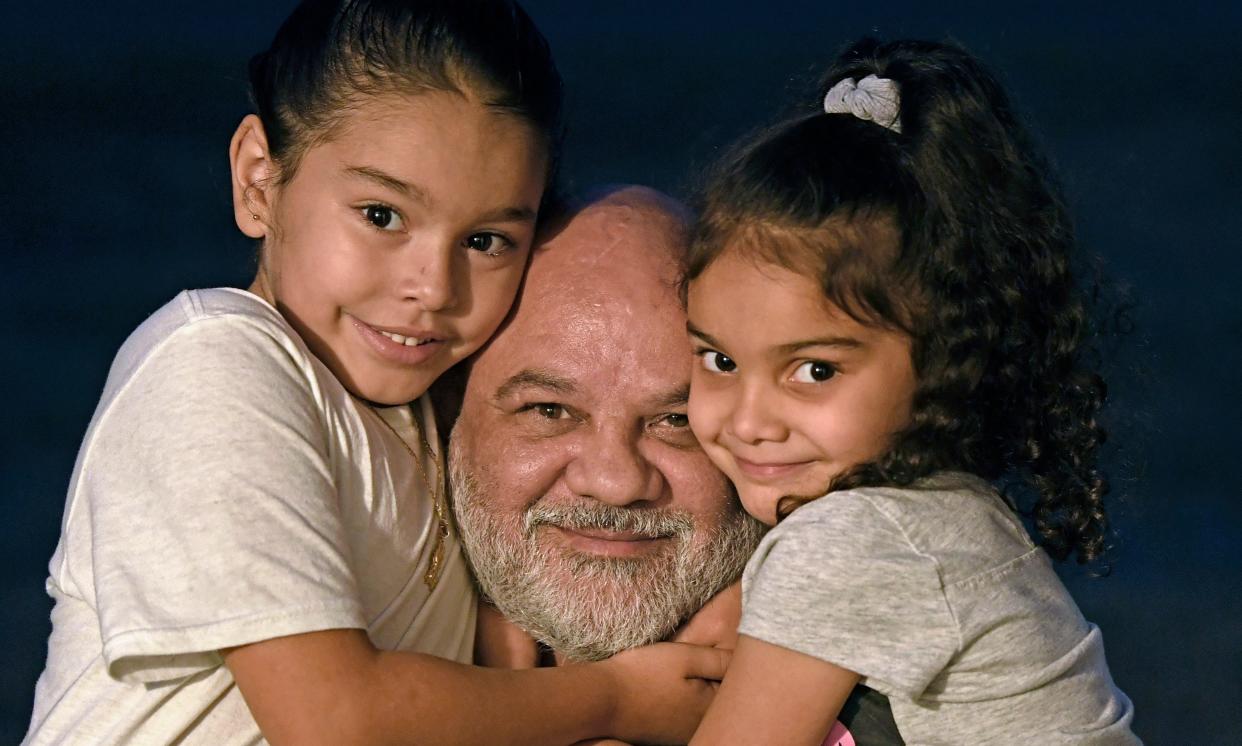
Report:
348,314,448,367
731,457,818,481
686,251,918,525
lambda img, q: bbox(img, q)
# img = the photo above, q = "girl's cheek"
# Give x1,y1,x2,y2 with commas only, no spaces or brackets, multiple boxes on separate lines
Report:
464,263,525,347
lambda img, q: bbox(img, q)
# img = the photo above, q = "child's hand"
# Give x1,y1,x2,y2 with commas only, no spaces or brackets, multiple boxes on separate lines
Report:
600,642,730,744
474,601,540,668
673,581,742,650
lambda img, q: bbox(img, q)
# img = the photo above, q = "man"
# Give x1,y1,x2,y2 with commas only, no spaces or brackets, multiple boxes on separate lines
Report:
448,186,763,663
447,186,904,744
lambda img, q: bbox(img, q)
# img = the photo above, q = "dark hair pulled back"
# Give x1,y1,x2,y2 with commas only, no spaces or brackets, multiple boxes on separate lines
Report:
248,0,562,182
689,38,1111,564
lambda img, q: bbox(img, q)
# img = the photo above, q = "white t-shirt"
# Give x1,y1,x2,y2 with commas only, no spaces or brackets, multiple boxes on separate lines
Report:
739,472,1138,745
25,288,476,745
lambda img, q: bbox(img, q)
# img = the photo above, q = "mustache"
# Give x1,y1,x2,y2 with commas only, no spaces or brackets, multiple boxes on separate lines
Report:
524,503,694,540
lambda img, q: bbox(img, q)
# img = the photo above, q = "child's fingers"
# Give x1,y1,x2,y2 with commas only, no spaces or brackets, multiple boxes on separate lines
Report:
672,581,741,649
676,642,732,682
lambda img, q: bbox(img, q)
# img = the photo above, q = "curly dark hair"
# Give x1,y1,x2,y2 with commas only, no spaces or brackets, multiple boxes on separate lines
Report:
686,38,1110,564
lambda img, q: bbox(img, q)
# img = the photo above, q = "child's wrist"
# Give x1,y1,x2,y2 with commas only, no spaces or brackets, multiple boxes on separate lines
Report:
583,657,625,738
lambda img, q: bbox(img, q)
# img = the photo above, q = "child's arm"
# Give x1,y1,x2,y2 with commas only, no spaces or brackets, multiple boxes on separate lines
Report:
689,633,860,746
225,627,727,746
474,600,540,668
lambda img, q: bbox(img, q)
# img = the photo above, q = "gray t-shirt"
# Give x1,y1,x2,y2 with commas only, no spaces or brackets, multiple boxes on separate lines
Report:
739,472,1138,745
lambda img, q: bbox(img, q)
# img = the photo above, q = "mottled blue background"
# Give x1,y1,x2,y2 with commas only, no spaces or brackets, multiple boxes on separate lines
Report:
2,2,1239,743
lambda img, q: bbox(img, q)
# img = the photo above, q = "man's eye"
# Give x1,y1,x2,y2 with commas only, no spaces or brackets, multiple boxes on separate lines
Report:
651,412,700,449
791,360,836,383
661,413,690,428
700,351,737,373
464,232,515,256
526,403,568,420
655,412,695,429
362,204,403,231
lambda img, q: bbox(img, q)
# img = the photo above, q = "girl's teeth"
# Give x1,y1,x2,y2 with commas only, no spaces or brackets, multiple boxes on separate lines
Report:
378,330,426,346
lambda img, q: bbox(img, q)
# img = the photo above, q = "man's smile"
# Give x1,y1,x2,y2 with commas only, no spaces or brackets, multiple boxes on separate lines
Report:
545,525,675,559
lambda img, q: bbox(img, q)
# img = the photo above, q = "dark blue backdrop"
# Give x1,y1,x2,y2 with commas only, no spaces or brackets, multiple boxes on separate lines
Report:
2,2,1239,743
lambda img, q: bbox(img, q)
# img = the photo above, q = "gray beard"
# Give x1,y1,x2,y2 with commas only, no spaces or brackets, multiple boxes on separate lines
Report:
449,435,765,662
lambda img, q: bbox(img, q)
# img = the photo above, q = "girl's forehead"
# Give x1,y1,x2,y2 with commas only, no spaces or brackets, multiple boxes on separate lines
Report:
690,252,835,318
289,90,545,184
332,89,529,140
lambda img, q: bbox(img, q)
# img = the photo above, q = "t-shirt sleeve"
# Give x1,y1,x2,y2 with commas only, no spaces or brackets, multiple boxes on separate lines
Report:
738,492,960,700
83,315,366,685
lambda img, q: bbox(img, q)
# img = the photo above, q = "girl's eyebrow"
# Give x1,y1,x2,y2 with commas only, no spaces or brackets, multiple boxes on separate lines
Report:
772,337,864,354
686,322,720,347
343,164,537,224
344,165,427,203
688,322,862,353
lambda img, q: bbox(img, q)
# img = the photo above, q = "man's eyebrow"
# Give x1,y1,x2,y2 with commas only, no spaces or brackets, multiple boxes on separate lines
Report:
494,369,577,400
688,322,862,353
651,384,690,409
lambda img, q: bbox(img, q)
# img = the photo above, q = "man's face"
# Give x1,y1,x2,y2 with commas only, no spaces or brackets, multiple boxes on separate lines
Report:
450,195,764,661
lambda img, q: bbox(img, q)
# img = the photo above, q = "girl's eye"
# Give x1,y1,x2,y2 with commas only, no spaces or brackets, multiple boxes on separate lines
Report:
700,351,737,374
464,232,515,256
362,204,403,231
791,360,836,383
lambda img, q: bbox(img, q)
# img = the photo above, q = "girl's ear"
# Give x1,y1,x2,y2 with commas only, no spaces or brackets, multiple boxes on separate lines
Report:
230,114,277,239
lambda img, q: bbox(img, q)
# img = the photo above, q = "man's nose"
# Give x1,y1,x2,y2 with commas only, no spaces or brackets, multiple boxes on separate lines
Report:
727,381,788,445
563,427,662,507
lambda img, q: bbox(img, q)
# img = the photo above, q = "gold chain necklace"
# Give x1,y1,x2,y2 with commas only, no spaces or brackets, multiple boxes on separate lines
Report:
360,400,451,591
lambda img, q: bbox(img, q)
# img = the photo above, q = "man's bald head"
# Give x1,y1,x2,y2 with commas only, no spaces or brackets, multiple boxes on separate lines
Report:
488,185,693,357
450,186,762,661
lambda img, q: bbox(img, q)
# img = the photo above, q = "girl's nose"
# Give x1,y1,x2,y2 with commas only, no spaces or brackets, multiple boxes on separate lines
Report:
727,383,788,445
401,242,457,312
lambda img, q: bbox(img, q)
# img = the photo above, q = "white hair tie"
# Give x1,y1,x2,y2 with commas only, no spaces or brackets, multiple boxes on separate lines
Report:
823,74,902,133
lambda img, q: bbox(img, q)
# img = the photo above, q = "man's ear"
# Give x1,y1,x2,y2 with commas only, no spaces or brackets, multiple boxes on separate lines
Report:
229,114,277,239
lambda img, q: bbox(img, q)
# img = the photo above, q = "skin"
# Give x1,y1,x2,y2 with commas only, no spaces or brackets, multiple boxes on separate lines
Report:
686,251,918,526
451,187,756,663
222,95,728,745
232,91,544,406
685,250,918,743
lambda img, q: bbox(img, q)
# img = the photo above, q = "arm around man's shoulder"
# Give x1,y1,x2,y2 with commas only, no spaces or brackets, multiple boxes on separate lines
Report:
739,491,960,702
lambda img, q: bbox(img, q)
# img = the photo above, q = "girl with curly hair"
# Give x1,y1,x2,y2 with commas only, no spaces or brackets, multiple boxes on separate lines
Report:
685,39,1138,744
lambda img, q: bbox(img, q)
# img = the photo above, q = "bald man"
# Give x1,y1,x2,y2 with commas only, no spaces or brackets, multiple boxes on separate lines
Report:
449,186,763,663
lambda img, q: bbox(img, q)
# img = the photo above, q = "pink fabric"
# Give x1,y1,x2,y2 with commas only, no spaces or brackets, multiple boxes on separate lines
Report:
824,720,856,746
